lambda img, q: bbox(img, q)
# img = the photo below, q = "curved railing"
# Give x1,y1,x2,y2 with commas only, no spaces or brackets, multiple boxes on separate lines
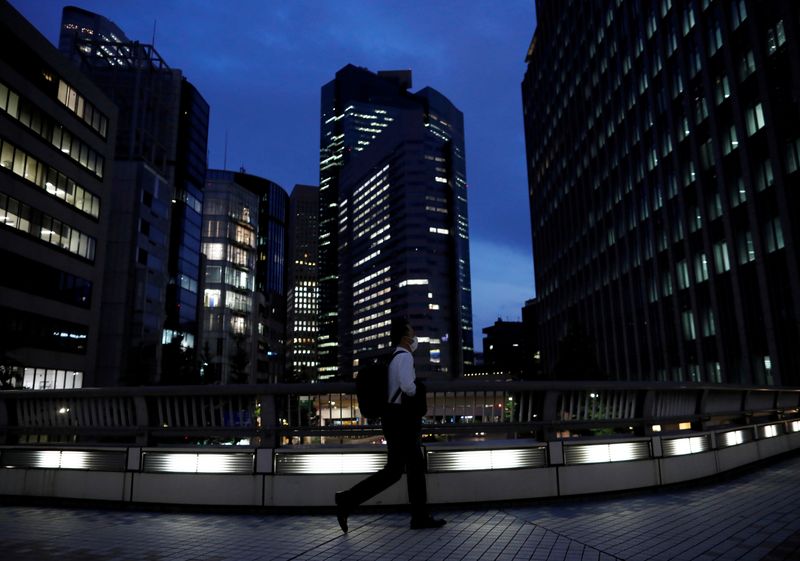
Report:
1,381,798,506
1,380,798,445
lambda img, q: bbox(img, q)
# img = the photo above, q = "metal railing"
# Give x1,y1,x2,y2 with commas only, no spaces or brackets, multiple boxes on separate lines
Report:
1,380,799,448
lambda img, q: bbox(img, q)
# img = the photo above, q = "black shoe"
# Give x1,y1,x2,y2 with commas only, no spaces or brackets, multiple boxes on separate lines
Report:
410,516,446,530
334,491,349,533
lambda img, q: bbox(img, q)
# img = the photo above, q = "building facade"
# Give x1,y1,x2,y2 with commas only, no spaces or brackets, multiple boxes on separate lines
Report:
482,319,527,379
321,65,474,380
0,1,116,389
232,173,289,383
286,184,319,381
523,0,800,385
59,7,208,385
201,171,260,384
200,171,289,384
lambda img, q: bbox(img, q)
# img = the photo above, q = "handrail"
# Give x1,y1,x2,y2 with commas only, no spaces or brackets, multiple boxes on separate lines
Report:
1,380,798,447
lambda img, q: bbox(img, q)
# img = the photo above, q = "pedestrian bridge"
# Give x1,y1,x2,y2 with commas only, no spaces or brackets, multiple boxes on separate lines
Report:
0,381,798,507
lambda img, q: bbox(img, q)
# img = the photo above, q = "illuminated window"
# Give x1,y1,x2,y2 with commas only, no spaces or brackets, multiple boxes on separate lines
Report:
745,103,765,136
713,241,730,272
737,230,756,264
204,289,221,308
203,242,225,260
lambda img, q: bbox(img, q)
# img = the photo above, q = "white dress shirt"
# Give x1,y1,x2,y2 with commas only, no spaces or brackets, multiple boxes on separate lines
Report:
387,347,416,403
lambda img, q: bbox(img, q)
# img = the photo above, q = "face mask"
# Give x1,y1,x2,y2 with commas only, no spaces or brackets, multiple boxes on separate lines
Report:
409,336,419,353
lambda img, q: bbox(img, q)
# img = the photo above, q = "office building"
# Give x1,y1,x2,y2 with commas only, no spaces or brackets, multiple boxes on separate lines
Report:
200,171,288,384
233,173,289,383
59,7,209,385
201,170,260,384
523,0,800,385
321,65,473,379
482,319,527,379
286,184,319,381
0,1,116,389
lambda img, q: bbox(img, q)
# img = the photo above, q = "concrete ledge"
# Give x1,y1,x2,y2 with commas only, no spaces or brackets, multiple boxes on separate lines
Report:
428,467,557,503
660,451,717,485
0,469,128,501
717,441,760,473
558,460,659,496
1,429,800,507
757,436,790,459
131,473,263,506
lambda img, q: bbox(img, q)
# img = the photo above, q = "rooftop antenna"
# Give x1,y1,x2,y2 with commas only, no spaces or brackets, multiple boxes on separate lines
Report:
223,130,228,171
152,19,157,47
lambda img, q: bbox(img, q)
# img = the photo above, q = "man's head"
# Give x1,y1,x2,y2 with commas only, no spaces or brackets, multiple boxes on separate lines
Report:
391,318,416,352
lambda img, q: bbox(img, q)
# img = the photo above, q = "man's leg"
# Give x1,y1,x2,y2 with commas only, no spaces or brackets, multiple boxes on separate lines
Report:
402,415,446,530
335,411,403,531
403,418,428,519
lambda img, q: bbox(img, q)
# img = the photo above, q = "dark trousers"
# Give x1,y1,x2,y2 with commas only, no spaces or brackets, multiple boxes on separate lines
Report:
343,405,428,518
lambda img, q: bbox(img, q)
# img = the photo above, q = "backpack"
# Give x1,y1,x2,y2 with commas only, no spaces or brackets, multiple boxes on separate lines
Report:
355,350,403,420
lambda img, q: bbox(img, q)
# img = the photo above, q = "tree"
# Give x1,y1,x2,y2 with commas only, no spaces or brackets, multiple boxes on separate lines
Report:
229,334,250,384
161,335,202,385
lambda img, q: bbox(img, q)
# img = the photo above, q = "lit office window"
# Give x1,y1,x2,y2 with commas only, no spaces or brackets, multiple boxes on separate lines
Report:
694,254,709,283
729,177,747,207
0,192,95,260
204,289,221,308
745,103,765,136
722,124,738,155
736,230,756,264
713,241,730,272
707,193,722,220
230,315,246,335
682,311,697,341
0,137,100,218
202,242,225,261
676,260,690,290
766,20,786,54
714,75,731,105
730,0,747,30
763,218,785,253
755,159,774,192
739,51,756,81
701,308,716,337
786,138,800,173
57,80,108,138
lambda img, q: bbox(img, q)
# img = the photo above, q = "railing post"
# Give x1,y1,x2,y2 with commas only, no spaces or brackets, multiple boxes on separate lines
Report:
133,395,149,446
0,396,7,444
640,389,656,435
698,389,711,430
260,393,279,448
541,390,560,441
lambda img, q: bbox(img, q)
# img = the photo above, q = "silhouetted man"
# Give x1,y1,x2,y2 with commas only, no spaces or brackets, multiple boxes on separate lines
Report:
335,319,445,531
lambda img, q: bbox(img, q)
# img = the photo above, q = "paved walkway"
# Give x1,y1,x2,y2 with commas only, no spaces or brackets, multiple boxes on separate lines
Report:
1,453,799,561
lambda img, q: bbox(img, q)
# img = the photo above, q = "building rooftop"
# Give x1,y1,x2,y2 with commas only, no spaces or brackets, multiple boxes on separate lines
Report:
2,452,798,561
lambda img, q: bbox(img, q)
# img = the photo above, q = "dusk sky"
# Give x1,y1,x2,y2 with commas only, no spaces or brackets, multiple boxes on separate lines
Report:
12,0,538,352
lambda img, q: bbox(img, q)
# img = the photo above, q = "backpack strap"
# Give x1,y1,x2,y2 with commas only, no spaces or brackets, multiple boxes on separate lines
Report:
389,350,406,404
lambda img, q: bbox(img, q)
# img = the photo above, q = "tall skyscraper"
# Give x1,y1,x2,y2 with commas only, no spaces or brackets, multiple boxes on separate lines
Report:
319,65,473,380
234,173,289,383
201,170,260,384
286,184,319,381
59,7,209,385
200,171,289,384
0,1,116,389
523,0,800,385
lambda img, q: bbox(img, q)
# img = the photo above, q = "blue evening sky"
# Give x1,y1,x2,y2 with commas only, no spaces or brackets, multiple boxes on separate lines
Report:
12,0,538,352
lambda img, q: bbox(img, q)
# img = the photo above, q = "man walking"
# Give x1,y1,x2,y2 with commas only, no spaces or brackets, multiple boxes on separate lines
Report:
335,319,445,531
